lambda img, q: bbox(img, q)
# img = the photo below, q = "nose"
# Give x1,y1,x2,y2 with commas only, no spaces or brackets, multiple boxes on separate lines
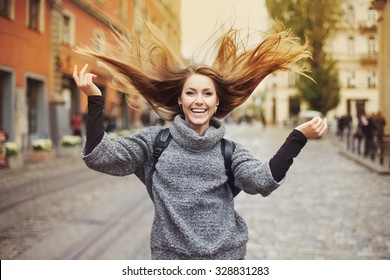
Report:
194,93,204,104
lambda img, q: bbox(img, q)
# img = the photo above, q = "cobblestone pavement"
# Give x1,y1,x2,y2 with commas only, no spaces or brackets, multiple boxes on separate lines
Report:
226,123,390,260
0,123,389,260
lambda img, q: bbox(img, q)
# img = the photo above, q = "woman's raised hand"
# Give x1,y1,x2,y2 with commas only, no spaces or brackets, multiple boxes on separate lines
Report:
295,116,328,139
73,64,102,96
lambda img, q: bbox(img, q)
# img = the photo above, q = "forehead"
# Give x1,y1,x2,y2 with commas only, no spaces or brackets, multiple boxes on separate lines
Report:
183,74,216,90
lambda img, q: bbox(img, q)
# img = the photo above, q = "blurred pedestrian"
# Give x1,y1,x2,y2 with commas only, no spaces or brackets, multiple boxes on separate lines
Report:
72,20,327,260
0,129,7,167
372,111,386,163
361,113,375,159
336,115,344,140
71,111,83,136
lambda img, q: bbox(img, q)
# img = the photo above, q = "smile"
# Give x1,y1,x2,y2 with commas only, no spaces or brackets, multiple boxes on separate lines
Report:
191,109,207,113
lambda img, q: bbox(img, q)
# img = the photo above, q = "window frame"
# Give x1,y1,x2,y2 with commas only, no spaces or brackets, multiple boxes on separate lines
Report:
0,0,15,20
60,9,75,46
26,0,45,33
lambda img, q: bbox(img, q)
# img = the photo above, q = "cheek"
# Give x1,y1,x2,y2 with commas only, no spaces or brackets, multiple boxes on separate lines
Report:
179,95,193,106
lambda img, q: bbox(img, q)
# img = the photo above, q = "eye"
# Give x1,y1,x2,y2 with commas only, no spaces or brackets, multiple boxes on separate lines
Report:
185,91,195,96
204,91,213,96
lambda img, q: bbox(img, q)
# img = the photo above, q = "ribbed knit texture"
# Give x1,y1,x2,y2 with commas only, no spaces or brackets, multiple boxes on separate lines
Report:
82,115,282,259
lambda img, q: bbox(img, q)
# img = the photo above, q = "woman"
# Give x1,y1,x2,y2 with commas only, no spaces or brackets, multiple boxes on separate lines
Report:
73,22,327,259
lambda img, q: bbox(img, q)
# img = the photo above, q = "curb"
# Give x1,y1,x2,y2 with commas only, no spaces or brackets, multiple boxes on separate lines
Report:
339,149,390,175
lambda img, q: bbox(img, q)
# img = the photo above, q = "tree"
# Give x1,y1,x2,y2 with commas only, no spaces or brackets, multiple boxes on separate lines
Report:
265,0,344,115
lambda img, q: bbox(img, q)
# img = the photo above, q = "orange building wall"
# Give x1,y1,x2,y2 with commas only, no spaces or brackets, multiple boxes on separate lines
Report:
0,1,51,89
61,0,135,113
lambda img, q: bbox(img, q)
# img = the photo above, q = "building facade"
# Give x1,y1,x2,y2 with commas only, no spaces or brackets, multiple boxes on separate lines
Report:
261,0,380,127
372,0,390,133
0,0,181,162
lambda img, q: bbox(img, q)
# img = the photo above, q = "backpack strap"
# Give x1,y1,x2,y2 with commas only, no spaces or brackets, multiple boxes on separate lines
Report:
149,128,172,201
152,128,172,172
221,138,240,197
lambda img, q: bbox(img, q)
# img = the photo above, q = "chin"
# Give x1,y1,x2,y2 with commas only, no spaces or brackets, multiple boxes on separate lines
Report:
188,117,210,125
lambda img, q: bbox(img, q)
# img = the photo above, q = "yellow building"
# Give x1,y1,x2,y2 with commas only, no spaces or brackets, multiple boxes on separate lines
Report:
373,0,390,133
263,0,380,127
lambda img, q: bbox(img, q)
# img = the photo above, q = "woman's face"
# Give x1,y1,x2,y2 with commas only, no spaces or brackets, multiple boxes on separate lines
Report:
179,74,219,135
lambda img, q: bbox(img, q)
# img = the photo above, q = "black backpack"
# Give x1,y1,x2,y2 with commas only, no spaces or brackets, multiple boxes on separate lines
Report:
152,128,241,197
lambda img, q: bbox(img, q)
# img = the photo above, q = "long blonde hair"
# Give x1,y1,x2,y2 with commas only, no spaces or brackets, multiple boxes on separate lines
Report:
76,20,310,121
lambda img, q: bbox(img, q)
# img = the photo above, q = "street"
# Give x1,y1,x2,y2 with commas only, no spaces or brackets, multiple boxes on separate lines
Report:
0,123,389,260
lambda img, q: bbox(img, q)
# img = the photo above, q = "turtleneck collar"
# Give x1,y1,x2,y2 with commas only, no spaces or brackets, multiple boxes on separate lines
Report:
169,115,225,152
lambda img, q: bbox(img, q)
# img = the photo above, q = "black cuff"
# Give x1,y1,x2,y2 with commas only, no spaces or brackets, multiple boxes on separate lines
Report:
269,129,307,182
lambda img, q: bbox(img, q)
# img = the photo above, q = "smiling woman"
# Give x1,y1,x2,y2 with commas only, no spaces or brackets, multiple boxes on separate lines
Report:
179,74,219,135
72,17,327,260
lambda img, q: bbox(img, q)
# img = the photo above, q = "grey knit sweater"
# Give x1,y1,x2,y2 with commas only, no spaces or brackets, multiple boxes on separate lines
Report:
82,115,282,259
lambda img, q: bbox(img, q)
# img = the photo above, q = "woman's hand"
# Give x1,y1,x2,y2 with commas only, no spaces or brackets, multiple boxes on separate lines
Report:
73,64,102,96
295,116,328,139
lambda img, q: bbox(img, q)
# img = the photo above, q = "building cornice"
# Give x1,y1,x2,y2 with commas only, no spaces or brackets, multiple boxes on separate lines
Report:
67,0,126,32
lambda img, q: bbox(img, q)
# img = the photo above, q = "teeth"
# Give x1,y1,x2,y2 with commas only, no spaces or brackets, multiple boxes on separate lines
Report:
191,109,206,113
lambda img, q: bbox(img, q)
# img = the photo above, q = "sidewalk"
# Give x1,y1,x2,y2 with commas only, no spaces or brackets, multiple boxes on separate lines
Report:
0,151,83,179
329,134,390,175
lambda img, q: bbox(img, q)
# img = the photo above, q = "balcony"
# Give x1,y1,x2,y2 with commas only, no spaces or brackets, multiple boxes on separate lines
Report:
358,22,377,33
360,53,378,65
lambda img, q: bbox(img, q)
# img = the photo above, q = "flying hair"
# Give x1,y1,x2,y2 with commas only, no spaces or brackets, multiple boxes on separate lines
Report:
74,19,311,121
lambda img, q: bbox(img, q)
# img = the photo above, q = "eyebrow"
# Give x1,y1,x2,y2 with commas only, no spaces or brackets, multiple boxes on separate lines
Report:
185,87,214,92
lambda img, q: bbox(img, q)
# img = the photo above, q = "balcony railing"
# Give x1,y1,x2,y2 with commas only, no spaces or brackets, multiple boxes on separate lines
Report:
360,53,378,65
358,22,377,33
331,52,378,64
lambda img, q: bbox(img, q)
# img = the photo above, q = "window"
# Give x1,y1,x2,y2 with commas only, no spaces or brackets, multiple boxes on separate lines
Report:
347,36,355,53
0,0,14,19
28,0,40,30
27,0,44,32
287,72,296,88
368,36,376,55
62,15,70,44
270,73,277,89
367,7,377,27
346,6,354,25
61,11,75,46
346,71,356,89
367,71,376,88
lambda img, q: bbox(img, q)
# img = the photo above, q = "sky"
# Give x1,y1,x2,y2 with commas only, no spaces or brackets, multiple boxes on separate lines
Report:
180,0,269,60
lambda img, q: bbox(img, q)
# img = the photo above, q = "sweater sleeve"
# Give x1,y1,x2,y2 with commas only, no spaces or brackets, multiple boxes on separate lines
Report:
85,95,105,155
269,129,307,182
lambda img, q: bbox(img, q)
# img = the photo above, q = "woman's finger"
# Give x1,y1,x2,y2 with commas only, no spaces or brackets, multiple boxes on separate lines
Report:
80,64,88,74
72,65,79,84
